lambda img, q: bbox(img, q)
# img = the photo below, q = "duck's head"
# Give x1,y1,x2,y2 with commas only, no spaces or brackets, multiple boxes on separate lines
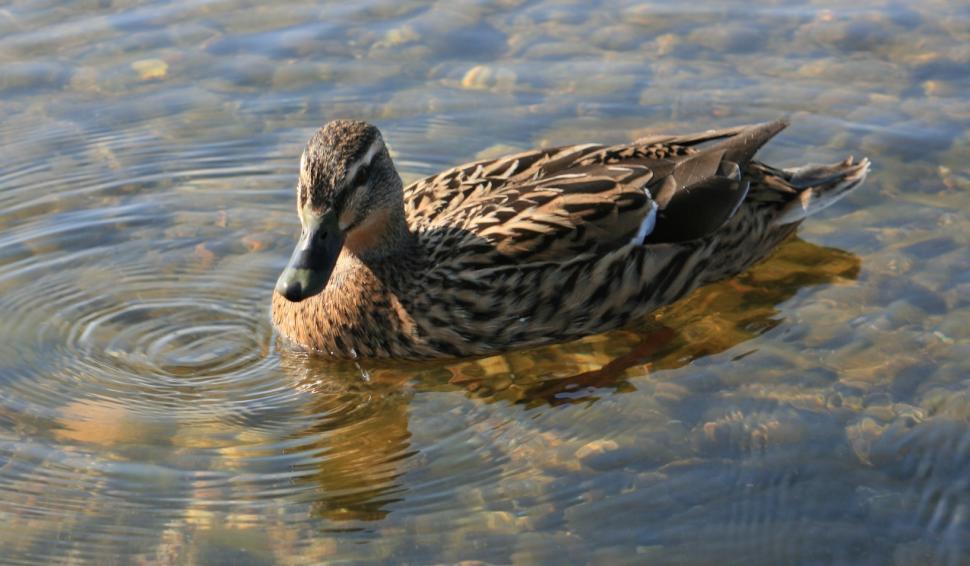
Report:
275,120,404,303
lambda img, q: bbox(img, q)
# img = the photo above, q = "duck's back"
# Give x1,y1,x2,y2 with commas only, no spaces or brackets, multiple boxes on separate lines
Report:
402,121,791,270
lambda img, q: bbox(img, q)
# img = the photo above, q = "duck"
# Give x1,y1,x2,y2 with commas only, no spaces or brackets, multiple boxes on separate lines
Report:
272,118,869,359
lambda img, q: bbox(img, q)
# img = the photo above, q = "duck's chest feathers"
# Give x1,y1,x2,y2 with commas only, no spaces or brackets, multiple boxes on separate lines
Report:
272,254,420,357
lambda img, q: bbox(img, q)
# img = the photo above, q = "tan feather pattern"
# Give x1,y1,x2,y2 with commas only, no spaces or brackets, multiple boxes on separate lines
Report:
272,119,870,359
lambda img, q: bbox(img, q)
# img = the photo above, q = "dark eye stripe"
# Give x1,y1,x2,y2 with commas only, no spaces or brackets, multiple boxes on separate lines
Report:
334,176,365,218
344,185,366,230
334,164,368,208
350,163,369,188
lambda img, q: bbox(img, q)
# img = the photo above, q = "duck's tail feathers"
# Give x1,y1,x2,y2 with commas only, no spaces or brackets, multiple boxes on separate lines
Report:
641,120,788,245
772,156,871,226
637,118,789,163
715,118,790,166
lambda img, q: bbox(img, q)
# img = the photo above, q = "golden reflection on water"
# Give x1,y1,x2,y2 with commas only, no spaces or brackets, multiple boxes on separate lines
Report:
268,236,860,524
281,352,414,523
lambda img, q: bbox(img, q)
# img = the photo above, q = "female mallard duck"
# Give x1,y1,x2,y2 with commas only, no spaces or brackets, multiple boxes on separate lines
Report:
272,119,869,359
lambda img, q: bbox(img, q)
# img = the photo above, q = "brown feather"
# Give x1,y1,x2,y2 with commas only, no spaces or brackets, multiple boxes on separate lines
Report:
273,119,869,359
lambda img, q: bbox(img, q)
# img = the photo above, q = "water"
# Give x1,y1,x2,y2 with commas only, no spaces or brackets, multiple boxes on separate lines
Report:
0,0,968,563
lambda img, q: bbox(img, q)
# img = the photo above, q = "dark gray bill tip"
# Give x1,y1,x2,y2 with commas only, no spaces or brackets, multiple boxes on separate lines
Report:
276,277,305,302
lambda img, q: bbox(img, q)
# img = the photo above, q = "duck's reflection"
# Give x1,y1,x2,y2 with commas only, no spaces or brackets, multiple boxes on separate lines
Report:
279,236,860,521
277,354,415,522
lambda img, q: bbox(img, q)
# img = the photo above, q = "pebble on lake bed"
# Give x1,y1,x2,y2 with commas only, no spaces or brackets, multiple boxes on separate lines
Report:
846,417,887,466
575,439,620,462
474,144,524,161
131,59,169,81
241,233,273,253
55,400,171,447
460,65,517,92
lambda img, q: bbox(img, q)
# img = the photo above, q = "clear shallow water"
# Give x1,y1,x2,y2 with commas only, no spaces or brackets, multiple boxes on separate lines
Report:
0,0,968,563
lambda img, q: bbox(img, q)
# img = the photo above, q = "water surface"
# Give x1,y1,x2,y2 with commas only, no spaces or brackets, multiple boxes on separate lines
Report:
1,0,969,563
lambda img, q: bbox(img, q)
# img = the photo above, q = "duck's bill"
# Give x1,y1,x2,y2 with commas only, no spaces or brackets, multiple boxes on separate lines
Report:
275,212,344,302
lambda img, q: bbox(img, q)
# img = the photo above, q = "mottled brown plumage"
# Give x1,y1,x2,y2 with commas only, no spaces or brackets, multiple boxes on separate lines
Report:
272,119,869,359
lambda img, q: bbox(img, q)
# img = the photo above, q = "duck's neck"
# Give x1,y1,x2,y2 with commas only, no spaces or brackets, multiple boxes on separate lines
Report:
343,203,416,275
344,206,411,254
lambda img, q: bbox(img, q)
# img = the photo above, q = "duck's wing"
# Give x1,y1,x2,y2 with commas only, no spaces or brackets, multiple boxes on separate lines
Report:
404,144,603,228
408,120,789,265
